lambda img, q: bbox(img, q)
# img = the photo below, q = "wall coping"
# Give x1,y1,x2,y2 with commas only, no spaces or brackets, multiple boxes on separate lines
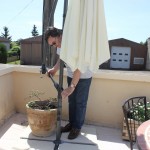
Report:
0,64,150,82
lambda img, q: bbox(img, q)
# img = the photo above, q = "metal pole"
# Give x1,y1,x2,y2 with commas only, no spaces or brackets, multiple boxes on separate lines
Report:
41,0,55,67
54,0,68,150
41,0,46,65
48,0,58,68
62,0,68,27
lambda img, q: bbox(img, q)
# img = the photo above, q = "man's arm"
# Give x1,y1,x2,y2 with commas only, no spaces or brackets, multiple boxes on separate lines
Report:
47,58,60,76
70,69,81,87
53,58,60,72
61,69,81,99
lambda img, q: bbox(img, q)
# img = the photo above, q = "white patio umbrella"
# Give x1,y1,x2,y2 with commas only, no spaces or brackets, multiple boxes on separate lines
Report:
60,0,110,73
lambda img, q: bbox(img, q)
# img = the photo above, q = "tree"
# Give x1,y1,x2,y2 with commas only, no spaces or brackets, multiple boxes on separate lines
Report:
15,38,22,46
10,41,17,49
140,40,147,46
0,43,7,64
11,45,21,59
1,26,12,41
31,25,39,36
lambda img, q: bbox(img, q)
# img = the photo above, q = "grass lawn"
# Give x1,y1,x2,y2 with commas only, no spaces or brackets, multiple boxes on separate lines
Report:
7,60,20,65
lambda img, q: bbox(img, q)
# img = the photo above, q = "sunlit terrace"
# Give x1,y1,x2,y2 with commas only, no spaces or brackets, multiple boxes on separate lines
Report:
1,64,149,149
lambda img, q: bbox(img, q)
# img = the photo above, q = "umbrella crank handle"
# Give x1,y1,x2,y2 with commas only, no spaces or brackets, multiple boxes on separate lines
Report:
49,74,64,92
40,64,63,91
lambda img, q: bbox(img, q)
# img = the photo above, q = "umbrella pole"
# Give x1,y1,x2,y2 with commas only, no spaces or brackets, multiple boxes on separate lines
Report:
53,1,68,150
41,0,68,149
41,0,60,148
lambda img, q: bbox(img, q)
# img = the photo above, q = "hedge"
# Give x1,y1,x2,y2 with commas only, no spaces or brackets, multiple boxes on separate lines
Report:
0,43,7,64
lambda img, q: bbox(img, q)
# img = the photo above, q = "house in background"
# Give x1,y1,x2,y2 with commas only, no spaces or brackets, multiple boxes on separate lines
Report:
0,36,10,50
20,36,57,66
100,38,147,70
21,36,148,71
20,36,42,66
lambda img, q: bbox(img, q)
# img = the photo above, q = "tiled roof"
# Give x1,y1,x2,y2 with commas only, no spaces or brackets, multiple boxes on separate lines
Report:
20,35,42,44
21,35,42,42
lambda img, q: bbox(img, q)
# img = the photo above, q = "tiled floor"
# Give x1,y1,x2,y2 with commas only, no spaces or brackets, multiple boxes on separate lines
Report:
0,113,138,150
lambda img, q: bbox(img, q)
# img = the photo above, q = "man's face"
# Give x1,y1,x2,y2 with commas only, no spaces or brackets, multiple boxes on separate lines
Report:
47,36,61,48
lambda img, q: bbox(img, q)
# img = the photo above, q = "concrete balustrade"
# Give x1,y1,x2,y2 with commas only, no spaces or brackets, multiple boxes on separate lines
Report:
0,64,150,128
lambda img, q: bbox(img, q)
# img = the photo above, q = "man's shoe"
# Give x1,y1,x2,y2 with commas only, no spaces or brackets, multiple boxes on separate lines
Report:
61,123,72,133
68,128,80,140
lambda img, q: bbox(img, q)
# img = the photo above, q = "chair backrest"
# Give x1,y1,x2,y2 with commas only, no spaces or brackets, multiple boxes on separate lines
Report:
122,96,148,150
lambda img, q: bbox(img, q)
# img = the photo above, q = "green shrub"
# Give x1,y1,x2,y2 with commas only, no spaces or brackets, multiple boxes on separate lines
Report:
0,43,7,63
11,46,20,56
7,50,14,57
11,46,20,52
129,102,150,122
10,41,18,49
7,46,20,57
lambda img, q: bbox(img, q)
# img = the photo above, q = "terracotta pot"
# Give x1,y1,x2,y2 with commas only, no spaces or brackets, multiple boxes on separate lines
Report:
26,100,57,137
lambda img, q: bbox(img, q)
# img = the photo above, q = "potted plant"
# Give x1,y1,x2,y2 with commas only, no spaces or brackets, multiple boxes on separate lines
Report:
26,90,57,137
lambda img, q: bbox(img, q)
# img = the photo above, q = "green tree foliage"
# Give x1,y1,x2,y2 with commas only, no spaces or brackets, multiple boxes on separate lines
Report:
1,26,12,41
140,40,147,46
8,46,21,59
15,38,22,46
31,25,39,36
10,41,18,49
0,43,7,63
10,40,21,49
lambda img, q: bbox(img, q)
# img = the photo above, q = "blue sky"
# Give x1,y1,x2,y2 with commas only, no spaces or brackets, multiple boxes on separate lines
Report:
0,0,150,43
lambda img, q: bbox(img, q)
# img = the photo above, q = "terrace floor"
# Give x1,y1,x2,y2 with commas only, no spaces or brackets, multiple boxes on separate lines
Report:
0,113,138,150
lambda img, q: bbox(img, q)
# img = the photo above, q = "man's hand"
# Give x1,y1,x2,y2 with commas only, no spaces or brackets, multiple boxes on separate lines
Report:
47,58,60,77
61,86,75,99
47,68,56,77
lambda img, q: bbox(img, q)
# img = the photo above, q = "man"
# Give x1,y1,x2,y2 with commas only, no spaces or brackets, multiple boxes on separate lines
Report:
45,27,92,140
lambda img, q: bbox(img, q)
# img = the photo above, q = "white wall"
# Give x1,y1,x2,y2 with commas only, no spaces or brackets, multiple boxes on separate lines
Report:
0,72,15,126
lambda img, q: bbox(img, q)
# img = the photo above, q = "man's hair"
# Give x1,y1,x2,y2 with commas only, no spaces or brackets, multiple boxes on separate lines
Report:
44,26,62,42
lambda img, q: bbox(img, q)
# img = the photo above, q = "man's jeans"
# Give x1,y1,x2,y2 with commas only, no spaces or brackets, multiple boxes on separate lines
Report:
67,77,92,129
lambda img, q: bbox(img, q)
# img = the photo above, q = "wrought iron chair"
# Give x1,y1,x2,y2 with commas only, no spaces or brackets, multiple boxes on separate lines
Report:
122,96,149,150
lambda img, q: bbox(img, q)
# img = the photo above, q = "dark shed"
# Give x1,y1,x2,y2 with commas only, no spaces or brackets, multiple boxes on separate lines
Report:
20,36,57,66
20,36,42,65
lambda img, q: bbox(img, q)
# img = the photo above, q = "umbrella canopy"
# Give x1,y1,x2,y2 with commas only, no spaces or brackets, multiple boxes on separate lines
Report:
60,0,110,73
